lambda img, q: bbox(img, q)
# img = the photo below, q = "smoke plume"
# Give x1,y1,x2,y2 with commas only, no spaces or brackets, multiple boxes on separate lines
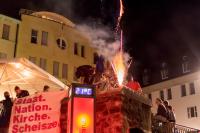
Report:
77,24,131,66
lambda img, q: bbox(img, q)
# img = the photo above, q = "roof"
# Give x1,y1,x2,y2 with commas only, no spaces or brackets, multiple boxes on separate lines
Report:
142,70,200,94
0,58,68,100
31,11,75,28
0,14,21,23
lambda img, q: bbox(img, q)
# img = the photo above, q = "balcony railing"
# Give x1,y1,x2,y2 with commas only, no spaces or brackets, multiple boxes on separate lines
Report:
175,124,200,133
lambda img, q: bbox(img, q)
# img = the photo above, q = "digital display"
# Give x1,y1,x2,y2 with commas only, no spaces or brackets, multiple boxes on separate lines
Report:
75,87,93,96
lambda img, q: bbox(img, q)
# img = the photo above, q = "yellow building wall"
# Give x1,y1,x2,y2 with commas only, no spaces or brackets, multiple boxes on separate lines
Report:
16,14,95,84
0,15,20,59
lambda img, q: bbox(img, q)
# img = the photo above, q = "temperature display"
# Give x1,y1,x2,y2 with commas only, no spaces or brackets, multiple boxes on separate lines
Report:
75,87,93,96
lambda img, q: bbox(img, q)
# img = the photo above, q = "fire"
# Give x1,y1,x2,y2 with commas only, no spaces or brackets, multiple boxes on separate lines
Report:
119,0,124,18
111,51,125,86
117,0,124,28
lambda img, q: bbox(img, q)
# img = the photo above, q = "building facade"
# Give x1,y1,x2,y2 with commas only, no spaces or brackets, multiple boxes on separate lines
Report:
143,70,200,129
0,10,96,84
0,14,20,59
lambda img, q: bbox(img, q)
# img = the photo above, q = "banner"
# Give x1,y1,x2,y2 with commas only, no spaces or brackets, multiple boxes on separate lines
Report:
9,91,67,133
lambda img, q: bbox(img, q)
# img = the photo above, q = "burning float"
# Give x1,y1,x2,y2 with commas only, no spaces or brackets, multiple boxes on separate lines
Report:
68,0,152,132
70,50,152,133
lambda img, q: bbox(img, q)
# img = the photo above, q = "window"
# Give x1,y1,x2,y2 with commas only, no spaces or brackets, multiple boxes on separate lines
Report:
93,53,99,64
148,94,152,100
56,38,66,50
161,62,168,80
2,24,10,40
182,56,190,73
0,52,6,59
41,31,48,46
160,90,164,100
0,52,7,59
167,88,172,100
81,46,85,57
31,29,38,44
39,58,47,70
187,106,198,118
62,64,68,79
143,69,149,85
73,67,78,81
74,43,78,55
53,61,59,77
189,82,195,95
29,56,36,64
181,85,187,97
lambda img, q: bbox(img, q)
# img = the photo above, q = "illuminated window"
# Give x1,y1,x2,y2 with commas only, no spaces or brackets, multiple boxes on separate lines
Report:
62,64,68,79
160,90,164,101
189,82,195,95
31,29,38,44
29,56,36,64
187,106,198,118
74,43,78,55
2,24,10,40
182,56,190,73
56,38,66,50
0,52,7,59
181,85,187,97
39,58,47,70
160,62,168,80
167,88,172,100
81,46,85,57
53,61,59,77
41,31,48,46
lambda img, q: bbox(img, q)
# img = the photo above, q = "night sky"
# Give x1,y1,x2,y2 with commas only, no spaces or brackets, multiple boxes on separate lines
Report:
1,0,200,83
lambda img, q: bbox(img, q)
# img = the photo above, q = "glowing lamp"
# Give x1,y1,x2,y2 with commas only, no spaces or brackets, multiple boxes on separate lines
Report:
21,70,31,77
67,83,96,133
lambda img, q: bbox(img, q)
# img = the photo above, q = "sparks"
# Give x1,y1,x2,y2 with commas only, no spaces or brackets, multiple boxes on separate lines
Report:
117,0,124,30
111,51,125,86
110,0,126,86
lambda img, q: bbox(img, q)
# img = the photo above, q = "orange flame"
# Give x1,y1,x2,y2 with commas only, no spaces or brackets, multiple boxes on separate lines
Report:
117,0,124,30
111,51,125,86
119,0,124,18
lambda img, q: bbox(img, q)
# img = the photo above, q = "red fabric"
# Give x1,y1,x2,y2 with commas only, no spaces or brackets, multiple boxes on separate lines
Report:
126,81,141,91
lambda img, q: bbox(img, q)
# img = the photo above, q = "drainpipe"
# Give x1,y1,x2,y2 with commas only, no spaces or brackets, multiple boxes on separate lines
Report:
14,23,19,58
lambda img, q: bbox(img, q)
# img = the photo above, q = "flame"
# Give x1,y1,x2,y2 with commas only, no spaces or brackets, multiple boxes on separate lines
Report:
111,51,125,86
116,0,124,31
119,0,124,18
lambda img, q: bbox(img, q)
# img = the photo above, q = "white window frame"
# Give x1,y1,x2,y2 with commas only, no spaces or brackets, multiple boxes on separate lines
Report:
53,61,59,77
31,29,38,44
39,58,47,70
2,24,10,40
62,63,68,79
41,31,48,46
189,82,195,95
29,56,36,64
161,69,168,80
187,106,198,118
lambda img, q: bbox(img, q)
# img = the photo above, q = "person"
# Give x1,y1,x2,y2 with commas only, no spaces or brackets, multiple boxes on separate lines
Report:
155,98,168,121
43,85,50,92
163,100,172,133
168,105,176,133
163,101,170,120
0,91,13,133
153,98,168,133
126,76,142,93
15,86,29,98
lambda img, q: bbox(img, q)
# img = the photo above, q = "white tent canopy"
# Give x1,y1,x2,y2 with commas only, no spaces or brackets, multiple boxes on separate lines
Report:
0,58,68,100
